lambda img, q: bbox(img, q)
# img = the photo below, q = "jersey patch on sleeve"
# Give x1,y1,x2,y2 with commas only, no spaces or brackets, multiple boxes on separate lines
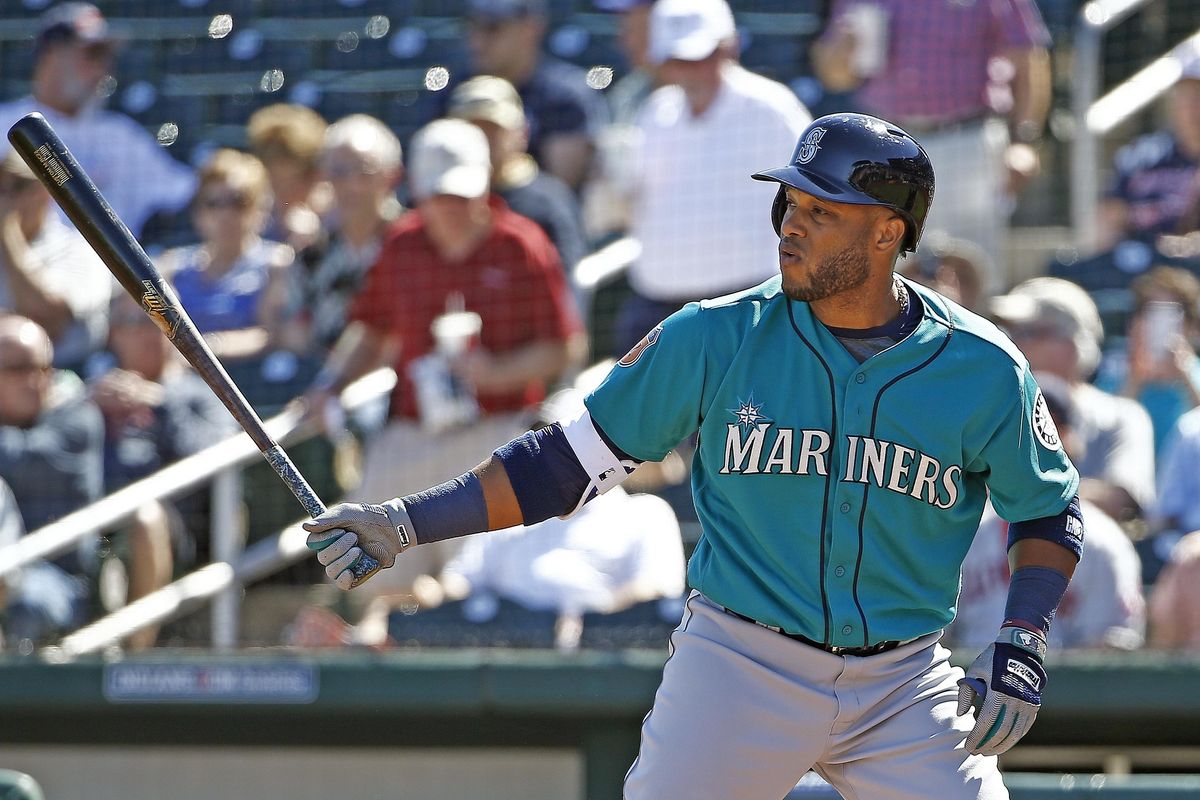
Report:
618,324,663,367
1031,389,1062,451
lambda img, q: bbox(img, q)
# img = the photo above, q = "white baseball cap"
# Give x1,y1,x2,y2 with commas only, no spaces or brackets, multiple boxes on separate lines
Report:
648,0,736,65
408,118,491,201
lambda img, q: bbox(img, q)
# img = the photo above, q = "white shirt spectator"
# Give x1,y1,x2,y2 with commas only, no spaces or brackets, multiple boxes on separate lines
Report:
950,500,1145,650
0,213,111,367
0,97,195,237
1072,382,1157,515
441,486,686,614
1157,405,1200,534
629,63,810,301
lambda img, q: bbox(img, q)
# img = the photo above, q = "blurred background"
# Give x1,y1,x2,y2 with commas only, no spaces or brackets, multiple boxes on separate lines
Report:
0,0,1199,797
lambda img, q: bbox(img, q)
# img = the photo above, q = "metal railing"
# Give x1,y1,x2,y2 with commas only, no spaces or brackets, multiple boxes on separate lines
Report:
1070,0,1200,248
0,367,396,657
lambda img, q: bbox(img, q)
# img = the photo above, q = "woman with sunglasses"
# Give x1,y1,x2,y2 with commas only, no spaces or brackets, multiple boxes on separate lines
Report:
158,148,297,364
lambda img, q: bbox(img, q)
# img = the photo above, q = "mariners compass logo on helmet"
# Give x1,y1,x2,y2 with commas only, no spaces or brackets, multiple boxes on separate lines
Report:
796,127,826,165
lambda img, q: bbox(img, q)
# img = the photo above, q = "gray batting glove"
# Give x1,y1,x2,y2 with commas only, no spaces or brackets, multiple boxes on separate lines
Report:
303,500,415,590
957,625,1048,756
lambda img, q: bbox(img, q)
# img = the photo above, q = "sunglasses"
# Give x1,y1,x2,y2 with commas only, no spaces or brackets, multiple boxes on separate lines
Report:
196,193,251,211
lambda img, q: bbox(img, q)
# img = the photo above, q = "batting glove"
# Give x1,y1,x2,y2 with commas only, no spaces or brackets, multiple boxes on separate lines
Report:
303,500,415,590
957,625,1048,756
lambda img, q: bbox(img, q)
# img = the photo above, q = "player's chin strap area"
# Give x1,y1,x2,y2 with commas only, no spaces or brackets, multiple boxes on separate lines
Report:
558,409,641,517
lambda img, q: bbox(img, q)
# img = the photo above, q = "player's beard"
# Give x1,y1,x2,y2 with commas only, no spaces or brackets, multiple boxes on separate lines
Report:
781,238,871,302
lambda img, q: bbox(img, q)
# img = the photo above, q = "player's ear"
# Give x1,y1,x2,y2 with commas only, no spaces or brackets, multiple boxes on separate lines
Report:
874,212,906,253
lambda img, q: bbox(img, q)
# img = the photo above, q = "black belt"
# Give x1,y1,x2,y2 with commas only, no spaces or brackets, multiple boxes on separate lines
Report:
723,608,906,657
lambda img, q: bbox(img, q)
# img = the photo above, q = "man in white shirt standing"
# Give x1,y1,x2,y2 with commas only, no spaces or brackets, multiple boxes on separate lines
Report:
0,3,195,240
615,0,810,352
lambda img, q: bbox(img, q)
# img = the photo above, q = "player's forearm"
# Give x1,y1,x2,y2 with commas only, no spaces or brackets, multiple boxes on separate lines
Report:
1007,47,1051,143
811,33,862,93
483,335,584,393
0,222,74,338
1010,538,1078,580
317,322,393,393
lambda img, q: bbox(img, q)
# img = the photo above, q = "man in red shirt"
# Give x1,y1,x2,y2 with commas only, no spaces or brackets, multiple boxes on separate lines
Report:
308,117,585,613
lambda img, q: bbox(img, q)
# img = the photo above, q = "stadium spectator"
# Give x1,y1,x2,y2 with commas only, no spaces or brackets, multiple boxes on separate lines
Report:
247,103,331,252
951,373,1145,651
306,118,585,599
990,277,1155,522
593,0,658,126
87,292,233,649
158,149,296,363
613,0,810,352
812,0,1052,291
0,476,26,649
448,76,588,274
1096,50,1200,252
583,0,657,239
0,316,103,645
1152,407,1200,553
897,231,988,313
1095,266,1200,459
0,3,194,241
291,114,404,356
0,149,110,372
465,0,610,192
1148,528,1200,650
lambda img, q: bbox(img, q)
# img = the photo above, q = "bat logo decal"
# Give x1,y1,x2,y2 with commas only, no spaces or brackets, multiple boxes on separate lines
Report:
140,280,182,339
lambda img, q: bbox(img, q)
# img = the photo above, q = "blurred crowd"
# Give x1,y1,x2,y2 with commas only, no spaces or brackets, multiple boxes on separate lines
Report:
0,0,1198,656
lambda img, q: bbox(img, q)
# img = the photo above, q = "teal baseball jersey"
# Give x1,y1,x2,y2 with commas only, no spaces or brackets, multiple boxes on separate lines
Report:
585,275,1079,646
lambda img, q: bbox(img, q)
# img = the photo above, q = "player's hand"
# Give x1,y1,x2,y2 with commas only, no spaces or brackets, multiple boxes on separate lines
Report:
303,500,414,590
956,625,1048,756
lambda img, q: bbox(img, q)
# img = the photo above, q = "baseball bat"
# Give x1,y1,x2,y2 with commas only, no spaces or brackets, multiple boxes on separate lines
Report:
6,112,380,585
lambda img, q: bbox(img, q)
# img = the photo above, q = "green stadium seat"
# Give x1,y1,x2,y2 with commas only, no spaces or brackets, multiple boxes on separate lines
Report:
578,596,684,650
388,596,560,648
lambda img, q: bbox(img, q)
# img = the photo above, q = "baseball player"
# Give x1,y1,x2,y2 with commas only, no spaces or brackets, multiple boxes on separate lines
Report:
304,113,1084,799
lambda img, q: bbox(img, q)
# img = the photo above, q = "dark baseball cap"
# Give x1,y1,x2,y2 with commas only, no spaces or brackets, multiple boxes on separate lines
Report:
468,0,547,21
36,2,115,48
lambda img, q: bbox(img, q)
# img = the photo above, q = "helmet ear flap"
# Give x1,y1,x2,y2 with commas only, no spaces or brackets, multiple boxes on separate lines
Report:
771,185,786,235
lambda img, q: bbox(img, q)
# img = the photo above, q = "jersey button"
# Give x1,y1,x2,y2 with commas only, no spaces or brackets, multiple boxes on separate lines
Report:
855,374,866,384
834,565,846,577
841,625,854,635
839,502,851,513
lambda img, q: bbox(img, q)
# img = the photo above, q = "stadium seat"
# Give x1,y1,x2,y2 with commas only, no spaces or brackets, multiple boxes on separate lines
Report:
161,34,232,75
256,0,404,16
785,773,841,799
739,31,803,82
578,596,685,650
318,33,401,72
0,37,35,86
388,595,560,649
391,594,564,652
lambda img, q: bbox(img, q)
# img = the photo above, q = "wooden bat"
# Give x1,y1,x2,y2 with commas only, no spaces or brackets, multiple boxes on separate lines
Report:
6,112,380,585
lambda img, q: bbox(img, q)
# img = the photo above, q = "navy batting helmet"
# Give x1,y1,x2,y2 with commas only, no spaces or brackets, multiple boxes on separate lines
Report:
752,113,935,254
